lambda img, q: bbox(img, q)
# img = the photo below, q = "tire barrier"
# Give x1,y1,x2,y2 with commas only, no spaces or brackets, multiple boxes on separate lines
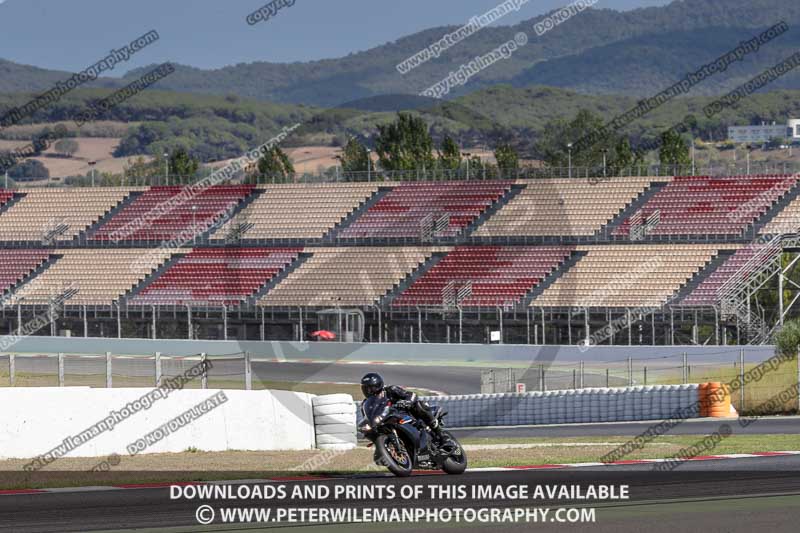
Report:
356,384,706,429
312,394,357,450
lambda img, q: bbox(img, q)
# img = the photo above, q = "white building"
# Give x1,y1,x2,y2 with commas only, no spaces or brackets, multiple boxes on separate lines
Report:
728,119,800,143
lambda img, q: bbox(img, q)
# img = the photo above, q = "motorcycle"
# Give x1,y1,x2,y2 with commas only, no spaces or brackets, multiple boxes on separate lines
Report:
358,396,467,477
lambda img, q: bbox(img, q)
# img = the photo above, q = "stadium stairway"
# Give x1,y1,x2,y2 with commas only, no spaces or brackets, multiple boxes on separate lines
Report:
749,178,800,236
0,191,25,218
80,190,145,244
0,252,59,301
248,251,313,305
463,183,526,242
323,187,393,243
202,188,264,244
120,252,189,305
521,249,587,308
601,180,669,240
673,249,736,304
379,251,449,307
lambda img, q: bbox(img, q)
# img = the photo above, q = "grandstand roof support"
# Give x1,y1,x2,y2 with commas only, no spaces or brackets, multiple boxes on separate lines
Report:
152,305,157,340
260,307,265,341
83,305,88,338
585,308,590,346
626,308,632,346
223,304,228,340
187,305,193,340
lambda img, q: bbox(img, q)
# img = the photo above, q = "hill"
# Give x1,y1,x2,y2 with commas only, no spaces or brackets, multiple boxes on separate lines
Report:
1,0,799,105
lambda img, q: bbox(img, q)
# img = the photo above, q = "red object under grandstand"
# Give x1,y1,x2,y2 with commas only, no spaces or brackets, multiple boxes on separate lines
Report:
0,249,50,294
612,175,797,237
392,245,574,308
127,247,301,306
311,330,336,340
337,181,513,239
91,185,254,242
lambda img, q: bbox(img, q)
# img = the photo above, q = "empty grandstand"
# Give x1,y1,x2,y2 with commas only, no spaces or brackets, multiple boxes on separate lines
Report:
213,183,380,242
336,181,513,240
0,188,137,243
259,247,446,307
127,248,302,307
5,248,174,306
392,245,574,308
473,177,662,239
90,185,255,243
0,175,794,345
612,175,798,239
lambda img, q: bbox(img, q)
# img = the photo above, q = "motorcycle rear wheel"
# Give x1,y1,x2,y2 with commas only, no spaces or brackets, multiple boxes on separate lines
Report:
441,432,467,475
376,434,413,477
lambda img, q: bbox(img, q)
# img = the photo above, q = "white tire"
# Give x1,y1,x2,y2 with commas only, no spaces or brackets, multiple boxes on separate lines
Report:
312,394,355,407
313,403,356,417
315,413,356,425
315,423,356,435
316,433,357,446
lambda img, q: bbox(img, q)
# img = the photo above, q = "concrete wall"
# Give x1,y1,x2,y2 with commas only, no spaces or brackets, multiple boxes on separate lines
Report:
0,388,316,460
5,336,778,364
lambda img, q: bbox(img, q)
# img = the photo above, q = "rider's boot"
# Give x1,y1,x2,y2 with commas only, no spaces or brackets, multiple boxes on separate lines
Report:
429,418,447,444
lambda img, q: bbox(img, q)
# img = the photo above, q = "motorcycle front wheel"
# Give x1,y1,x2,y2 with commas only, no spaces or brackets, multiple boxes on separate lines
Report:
376,434,413,477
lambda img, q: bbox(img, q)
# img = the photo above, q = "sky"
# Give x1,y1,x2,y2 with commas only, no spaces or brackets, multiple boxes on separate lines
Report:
0,0,673,74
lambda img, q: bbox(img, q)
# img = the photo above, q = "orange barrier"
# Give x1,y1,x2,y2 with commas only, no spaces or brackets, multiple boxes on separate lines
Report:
699,382,732,418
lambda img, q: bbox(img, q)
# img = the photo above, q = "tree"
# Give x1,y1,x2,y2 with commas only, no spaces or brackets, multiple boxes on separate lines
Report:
534,109,615,170
494,143,519,174
54,138,79,158
257,145,295,182
340,137,370,173
8,159,49,181
375,113,435,172
438,135,462,171
659,129,691,167
168,148,200,182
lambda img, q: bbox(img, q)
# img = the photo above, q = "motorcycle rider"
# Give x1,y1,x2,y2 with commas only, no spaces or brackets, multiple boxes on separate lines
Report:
360,372,447,443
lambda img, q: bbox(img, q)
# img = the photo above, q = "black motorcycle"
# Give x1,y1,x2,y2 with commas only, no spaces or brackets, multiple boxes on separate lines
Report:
358,396,467,477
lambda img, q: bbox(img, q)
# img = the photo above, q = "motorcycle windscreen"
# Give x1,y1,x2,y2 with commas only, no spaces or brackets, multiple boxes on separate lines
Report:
362,396,391,425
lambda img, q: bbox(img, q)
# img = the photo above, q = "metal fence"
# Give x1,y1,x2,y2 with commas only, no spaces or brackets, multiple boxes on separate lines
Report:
8,160,800,189
0,352,253,390
481,349,799,414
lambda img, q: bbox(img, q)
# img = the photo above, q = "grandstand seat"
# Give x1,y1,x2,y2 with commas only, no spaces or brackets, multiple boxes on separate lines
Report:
612,175,797,238
392,245,574,308
90,185,255,242
0,188,137,242
258,247,446,307
531,244,738,308
128,248,301,306
680,244,760,306
5,248,173,306
0,249,51,296
336,181,513,239
213,183,380,241
474,177,659,237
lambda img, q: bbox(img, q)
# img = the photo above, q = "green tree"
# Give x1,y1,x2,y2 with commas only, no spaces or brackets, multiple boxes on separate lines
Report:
168,148,200,182
494,143,519,174
54,138,79,158
257,145,295,183
9,159,49,180
375,113,435,172
438,135,462,171
340,137,370,173
659,129,691,167
534,109,614,169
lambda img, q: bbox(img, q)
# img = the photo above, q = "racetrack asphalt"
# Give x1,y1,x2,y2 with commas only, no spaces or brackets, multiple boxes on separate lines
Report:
1,456,799,533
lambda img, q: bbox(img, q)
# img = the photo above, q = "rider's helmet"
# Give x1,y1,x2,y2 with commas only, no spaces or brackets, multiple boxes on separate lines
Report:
360,373,384,398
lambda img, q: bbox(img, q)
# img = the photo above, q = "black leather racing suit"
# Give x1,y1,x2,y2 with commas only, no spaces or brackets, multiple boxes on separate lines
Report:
383,385,441,434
